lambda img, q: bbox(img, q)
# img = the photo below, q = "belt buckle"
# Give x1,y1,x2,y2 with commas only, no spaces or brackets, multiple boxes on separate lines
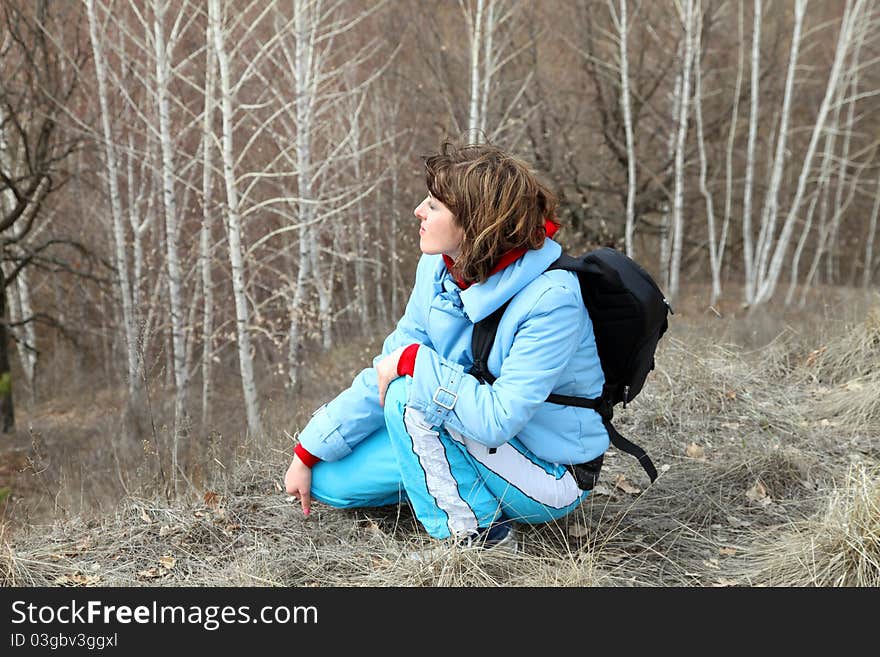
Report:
432,386,458,410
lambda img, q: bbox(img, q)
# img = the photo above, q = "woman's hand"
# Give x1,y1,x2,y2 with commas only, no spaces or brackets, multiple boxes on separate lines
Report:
284,455,312,516
376,345,406,407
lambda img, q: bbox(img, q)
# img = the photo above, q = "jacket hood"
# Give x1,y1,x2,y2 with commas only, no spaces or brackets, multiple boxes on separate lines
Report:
434,237,563,323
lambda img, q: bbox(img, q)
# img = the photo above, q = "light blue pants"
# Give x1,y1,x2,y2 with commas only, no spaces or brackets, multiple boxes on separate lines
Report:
311,378,589,539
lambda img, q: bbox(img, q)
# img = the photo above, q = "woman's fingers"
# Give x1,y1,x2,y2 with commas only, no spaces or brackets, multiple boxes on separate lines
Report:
300,489,311,516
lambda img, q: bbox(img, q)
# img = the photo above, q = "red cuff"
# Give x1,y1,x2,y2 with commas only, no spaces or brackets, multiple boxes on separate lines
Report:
397,344,420,377
294,443,321,468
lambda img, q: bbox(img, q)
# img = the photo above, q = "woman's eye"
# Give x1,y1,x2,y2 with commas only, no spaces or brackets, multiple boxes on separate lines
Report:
428,204,436,210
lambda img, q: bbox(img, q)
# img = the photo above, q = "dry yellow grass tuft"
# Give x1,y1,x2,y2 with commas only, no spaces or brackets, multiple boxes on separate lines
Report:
736,465,880,587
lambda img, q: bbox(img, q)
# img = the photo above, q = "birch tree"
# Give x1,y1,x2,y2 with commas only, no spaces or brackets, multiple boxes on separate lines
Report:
753,0,807,293
692,0,722,304
741,0,762,304
200,14,216,428
208,0,262,437
151,0,191,467
753,0,867,305
86,0,140,400
668,0,696,302
718,1,745,304
611,0,637,257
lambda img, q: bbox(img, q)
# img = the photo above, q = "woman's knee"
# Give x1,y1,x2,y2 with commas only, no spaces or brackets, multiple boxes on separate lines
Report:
310,427,404,509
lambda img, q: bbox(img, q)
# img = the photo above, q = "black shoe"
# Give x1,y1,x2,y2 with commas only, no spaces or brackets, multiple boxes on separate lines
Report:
406,520,518,562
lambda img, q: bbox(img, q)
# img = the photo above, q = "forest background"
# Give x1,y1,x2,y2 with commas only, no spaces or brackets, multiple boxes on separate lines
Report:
1,0,878,587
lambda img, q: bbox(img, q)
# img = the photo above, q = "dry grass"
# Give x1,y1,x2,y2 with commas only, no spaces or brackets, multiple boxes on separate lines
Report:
729,465,880,586
1,286,878,587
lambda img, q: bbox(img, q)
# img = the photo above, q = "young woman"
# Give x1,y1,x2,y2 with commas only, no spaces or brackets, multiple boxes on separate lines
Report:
283,141,609,553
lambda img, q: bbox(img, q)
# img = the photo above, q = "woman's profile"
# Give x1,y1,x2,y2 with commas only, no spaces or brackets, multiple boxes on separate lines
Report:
284,140,609,555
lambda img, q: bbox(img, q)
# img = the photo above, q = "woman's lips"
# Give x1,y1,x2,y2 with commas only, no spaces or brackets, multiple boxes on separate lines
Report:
419,227,425,235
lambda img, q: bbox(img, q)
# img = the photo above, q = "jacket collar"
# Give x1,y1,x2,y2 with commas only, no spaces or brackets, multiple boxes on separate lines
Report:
437,221,562,323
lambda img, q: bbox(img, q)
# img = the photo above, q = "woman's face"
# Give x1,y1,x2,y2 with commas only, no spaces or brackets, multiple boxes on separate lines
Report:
414,194,464,259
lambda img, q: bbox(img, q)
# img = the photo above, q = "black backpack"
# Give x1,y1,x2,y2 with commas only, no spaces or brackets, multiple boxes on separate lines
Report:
469,247,672,488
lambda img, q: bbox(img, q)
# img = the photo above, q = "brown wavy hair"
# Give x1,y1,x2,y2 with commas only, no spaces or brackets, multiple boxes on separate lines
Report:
424,141,559,285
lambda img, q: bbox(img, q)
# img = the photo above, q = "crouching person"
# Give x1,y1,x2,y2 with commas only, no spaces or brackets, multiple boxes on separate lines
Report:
284,141,609,556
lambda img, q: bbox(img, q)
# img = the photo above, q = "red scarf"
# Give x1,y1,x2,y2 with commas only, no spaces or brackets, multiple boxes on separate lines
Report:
443,219,559,289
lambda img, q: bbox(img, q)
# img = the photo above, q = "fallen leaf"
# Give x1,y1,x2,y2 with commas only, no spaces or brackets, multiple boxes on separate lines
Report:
76,537,91,551
685,443,705,459
224,523,241,533
204,490,221,508
274,481,284,493
71,574,101,586
56,573,101,587
613,474,641,495
140,509,153,525
805,346,826,367
659,464,671,473
746,480,771,506
159,525,173,537
724,389,737,400
719,547,738,556
194,510,205,518
137,567,162,579
720,422,741,430
158,555,176,570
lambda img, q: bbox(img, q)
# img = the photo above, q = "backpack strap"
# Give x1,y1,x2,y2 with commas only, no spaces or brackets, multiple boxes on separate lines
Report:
545,391,658,483
469,299,510,385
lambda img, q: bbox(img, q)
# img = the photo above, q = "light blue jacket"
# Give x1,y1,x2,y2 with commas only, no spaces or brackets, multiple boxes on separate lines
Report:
297,237,609,466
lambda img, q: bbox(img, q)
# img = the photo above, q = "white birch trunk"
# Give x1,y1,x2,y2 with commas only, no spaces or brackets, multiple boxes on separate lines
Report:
286,225,310,391
785,130,832,305
617,0,637,257
478,0,495,140
201,20,217,428
719,1,745,303
754,0,864,305
741,0,762,304
754,0,807,288
287,0,332,352
668,0,696,302
209,0,263,437
86,0,139,399
12,269,37,399
349,97,369,329
660,38,684,291
826,19,866,284
153,0,189,485
805,102,840,288
466,0,485,141
693,3,721,304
